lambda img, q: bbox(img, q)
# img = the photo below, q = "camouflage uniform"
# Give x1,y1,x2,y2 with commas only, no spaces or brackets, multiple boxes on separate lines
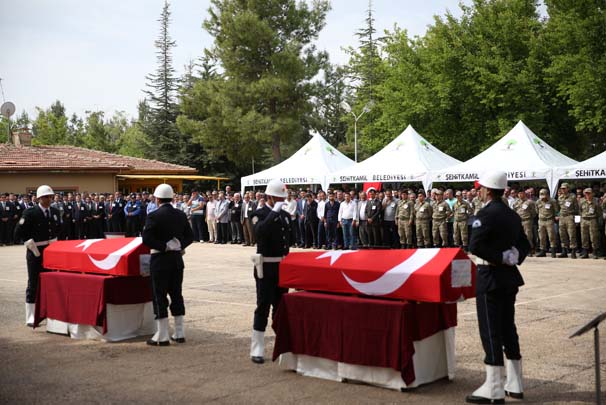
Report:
471,196,484,216
396,198,414,247
557,184,579,258
579,189,602,259
453,198,472,248
432,196,452,247
536,190,559,257
414,199,432,248
513,197,537,253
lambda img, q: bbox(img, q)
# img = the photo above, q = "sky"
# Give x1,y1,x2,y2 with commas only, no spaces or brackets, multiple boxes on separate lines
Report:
0,0,469,121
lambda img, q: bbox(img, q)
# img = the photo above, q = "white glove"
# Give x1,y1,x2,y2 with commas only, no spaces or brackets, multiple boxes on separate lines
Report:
25,239,41,257
272,201,285,212
502,246,519,266
165,237,182,251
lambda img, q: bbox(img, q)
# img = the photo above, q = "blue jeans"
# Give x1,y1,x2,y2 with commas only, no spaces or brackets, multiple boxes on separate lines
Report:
341,219,355,249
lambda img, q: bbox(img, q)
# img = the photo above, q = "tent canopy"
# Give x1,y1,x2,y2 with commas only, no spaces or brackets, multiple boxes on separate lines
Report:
554,150,606,182
431,121,577,194
328,125,461,191
240,133,354,191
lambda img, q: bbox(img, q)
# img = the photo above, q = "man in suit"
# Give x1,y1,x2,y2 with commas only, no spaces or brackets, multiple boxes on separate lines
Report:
466,171,530,404
142,183,194,346
14,185,61,326
241,192,257,246
365,188,383,248
303,192,319,248
109,192,126,233
73,194,89,239
0,193,13,245
249,179,291,364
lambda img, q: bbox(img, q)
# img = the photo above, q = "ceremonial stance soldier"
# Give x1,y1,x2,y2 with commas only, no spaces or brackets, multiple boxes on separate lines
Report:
453,190,472,251
249,179,291,364
466,171,530,404
432,190,452,247
414,192,432,248
536,189,559,258
142,184,194,346
396,190,414,248
557,183,578,258
579,188,602,259
513,190,537,255
14,185,61,326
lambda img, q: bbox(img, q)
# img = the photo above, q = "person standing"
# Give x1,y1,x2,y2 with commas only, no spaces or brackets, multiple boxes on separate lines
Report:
323,192,340,250
356,191,369,248
249,179,291,364
316,191,327,249
466,171,530,404
365,188,382,248
73,194,89,239
109,192,126,233
513,190,537,256
303,193,319,248
536,188,559,258
206,192,218,243
557,183,579,258
215,192,230,244
189,190,206,243
241,192,257,246
579,188,602,259
124,194,142,237
229,193,244,244
396,189,414,249
453,191,472,251
415,192,433,248
382,189,398,248
142,184,194,346
432,190,452,248
14,185,61,326
338,191,357,250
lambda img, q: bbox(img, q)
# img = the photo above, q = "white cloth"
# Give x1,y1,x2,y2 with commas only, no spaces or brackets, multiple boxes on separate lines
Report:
165,238,182,251
502,246,519,266
284,200,297,218
250,330,265,357
206,200,217,220
273,201,285,212
317,200,326,220
357,200,368,220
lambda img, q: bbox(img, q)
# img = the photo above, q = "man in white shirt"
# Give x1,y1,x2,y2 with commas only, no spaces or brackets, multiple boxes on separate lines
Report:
357,191,369,248
206,192,218,242
284,191,298,247
338,192,357,249
316,191,327,249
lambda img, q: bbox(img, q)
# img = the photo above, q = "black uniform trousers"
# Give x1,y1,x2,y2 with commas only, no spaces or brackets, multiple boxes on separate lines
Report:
476,276,521,366
191,214,205,242
253,262,287,332
126,217,139,237
368,222,382,247
0,220,9,244
149,252,185,319
26,246,50,303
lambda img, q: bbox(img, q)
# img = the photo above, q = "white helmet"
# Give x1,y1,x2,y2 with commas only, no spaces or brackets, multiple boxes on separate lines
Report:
36,185,54,198
153,183,174,199
265,179,288,198
478,171,507,190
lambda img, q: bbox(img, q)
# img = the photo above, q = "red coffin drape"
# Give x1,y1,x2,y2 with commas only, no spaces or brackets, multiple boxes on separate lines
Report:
272,291,457,385
34,272,152,334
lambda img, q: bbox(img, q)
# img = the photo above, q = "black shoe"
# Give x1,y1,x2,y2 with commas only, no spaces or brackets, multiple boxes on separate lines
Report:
580,250,589,259
26,323,34,328
251,356,265,364
571,249,577,259
170,336,186,343
505,390,524,399
551,248,556,258
465,395,504,404
536,250,546,257
558,248,568,258
146,339,170,346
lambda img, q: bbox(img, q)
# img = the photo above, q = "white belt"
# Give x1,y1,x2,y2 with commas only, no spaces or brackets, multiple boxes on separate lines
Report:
263,256,283,263
35,238,57,247
151,249,161,254
475,257,495,266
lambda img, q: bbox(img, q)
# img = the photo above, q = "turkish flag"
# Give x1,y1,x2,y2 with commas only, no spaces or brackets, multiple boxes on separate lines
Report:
363,182,382,193
43,237,150,277
279,248,476,303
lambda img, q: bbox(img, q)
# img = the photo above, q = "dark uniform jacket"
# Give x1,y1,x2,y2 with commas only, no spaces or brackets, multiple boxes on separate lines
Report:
142,203,194,253
15,205,62,242
365,197,382,222
252,205,290,258
229,200,242,222
73,201,89,222
324,200,340,223
469,198,530,293
0,201,14,220
304,200,319,225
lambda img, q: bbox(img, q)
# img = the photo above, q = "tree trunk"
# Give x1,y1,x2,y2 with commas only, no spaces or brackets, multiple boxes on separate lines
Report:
271,133,281,163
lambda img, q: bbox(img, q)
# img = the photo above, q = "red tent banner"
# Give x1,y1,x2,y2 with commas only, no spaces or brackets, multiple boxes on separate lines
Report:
363,182,382,193
279,248,476,303
43,237,150,277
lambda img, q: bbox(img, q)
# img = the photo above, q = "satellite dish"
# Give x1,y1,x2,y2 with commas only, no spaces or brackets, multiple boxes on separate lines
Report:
1,101,16,118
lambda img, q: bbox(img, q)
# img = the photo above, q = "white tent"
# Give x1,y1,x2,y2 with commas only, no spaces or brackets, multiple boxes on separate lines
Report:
240,133,354,191
430,121,578,194
328,125,461,191
554,149,606,183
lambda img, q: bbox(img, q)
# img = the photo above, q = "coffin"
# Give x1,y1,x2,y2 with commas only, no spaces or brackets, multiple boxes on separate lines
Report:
279,248,476,303
43,237,150,277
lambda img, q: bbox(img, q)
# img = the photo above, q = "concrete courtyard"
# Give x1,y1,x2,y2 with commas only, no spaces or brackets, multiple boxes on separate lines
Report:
0,243,604,404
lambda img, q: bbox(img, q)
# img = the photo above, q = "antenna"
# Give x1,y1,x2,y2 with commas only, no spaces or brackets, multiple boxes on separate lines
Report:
0,77,6,103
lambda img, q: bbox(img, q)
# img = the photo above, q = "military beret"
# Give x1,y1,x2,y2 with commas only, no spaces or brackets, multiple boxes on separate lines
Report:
560,182,570,189
435,189,443,195
583,188,593,194
539,189,548,195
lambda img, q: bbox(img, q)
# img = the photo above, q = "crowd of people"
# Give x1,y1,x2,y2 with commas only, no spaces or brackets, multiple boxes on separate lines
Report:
1,182,605,258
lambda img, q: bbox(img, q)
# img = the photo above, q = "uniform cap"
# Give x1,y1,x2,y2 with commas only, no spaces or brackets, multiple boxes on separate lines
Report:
478,171,507,190
455,191,462,196
36,185,54,198
153,183,174,199
435,189,443,195
583,188,593,194
560,182,570,189
265,179,288,198
539,189,548,195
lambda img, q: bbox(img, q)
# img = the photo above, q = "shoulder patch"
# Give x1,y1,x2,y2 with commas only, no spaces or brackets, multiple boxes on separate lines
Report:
19,217,25,225
472,219,482,228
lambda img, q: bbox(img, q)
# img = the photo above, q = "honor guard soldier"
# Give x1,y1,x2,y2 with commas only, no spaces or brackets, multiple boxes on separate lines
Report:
432,190,452,247
414,192,433,248
466,171,530,404
14,185,61,326
579,188,602,259
453,191,472,251
536,189,559,258
249,179,291,364
513,190,537,255
142,184,194,346
557,183,579,258
395,189,414,248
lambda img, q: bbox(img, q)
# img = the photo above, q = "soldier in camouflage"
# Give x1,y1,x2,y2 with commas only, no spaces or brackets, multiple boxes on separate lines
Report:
453,190,472,251
513,189,537,256
396,189,415,248
536,188,559,258
414,192,432,248
432,190,452,247
579,188,602,259
557,183,578,259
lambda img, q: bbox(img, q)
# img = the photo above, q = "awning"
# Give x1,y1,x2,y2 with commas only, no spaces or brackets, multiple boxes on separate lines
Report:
117,174,230,188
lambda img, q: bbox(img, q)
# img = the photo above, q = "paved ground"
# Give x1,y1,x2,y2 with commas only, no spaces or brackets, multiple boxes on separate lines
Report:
0,243,604,404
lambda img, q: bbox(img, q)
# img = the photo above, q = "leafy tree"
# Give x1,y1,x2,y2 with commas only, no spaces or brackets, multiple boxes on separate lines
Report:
183,0,330,170
32,101,69,145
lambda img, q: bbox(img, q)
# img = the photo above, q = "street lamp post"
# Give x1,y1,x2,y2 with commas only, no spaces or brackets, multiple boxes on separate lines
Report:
340,101,373,162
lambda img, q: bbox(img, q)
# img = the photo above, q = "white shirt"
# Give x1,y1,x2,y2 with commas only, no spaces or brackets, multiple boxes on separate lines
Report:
338,200,357,221
206,200,217,220
316,199,326,220
285,199,297,218
357,200,368,220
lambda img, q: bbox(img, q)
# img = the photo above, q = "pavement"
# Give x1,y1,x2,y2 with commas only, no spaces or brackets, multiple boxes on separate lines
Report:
0,243,604,404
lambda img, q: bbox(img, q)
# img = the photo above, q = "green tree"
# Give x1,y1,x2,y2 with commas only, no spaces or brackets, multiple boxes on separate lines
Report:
184,0,330,169
143,0,184,163
82,111,113,152
32,100,69,145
